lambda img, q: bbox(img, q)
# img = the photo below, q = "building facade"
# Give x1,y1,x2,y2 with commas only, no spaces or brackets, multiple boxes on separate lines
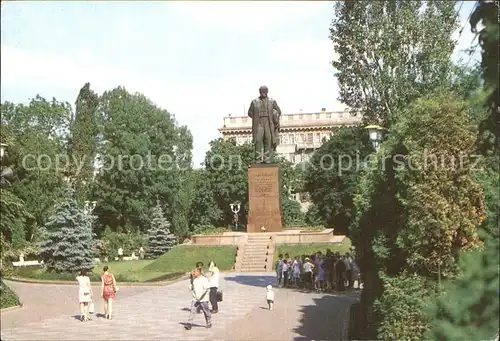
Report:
218,108,362,165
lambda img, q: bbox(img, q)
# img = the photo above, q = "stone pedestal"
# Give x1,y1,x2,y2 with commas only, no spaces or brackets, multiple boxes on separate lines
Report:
247,164,283,233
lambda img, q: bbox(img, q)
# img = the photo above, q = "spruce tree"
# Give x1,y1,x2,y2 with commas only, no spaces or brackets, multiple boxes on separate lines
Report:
38,186,95,272
147,201,176,259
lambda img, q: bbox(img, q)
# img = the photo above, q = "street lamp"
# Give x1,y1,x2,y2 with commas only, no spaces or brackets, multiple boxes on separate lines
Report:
229,201,241,230
365,125,385,152
83,200,97,215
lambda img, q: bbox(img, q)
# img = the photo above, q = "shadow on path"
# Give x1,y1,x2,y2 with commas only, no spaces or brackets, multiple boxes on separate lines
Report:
224,275,275,288
293,294,359,341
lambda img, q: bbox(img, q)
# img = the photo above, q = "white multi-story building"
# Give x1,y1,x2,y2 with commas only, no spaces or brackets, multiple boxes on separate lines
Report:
218,108,362,165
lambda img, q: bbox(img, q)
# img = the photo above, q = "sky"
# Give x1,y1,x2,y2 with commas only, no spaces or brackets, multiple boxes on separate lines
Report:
1,1,480,167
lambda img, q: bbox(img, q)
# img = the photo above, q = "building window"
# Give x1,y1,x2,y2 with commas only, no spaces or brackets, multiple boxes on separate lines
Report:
290,134,295,144
339,113,344,118
282,134,289,144
230,117,236,123
326,113,332,118
316,113,320,119
307,133,313,144
315,133,321,144
288,115,294,120
289,153,295,163
242,117,248,123
299,133,305,143
299,114,303,120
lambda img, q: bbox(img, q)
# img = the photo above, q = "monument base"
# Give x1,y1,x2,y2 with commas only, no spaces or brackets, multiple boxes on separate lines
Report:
247,163,283,233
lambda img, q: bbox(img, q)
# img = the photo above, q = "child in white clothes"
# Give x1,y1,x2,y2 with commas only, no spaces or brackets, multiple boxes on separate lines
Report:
266,285,275,310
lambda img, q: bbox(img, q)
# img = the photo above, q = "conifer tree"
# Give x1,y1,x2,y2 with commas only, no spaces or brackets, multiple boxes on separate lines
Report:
38,186,95,272
147,201,176,259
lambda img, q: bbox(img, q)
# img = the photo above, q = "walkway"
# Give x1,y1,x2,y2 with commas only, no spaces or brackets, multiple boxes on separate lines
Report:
1,274,359,340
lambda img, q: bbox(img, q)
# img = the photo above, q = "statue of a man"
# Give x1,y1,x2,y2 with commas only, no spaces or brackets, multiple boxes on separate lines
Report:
248,86,282,163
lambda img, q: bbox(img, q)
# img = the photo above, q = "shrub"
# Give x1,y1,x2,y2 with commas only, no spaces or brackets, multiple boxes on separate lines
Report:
374,273,436,341
0,280,20,309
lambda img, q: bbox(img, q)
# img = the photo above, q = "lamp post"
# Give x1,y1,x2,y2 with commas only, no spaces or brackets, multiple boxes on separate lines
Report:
83,200,97,215
364,125,385,152
229,201,241,230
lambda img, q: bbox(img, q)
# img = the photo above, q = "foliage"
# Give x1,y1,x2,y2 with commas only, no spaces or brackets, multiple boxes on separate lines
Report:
147,201,177,259
374,273,436,341
92,86,193,236
38,186,95,272
281,197,305,227
274,239,352,264
351,91,486,339
187,169,223,232
0,280,20,309
304,126,372,235
1,96,72,242
144,245,237,273
202,139,254,227
0,186,31,247
99,228,147,259
191,225,230,235
471,0,499,158
67,82,99,200
330,0,458,126
304,204,323,227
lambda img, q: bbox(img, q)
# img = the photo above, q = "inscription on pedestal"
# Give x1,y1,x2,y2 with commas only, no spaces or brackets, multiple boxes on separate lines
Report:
247,164,283,233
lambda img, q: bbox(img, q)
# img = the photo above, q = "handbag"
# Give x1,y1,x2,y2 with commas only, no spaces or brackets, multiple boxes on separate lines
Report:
114,286,119,293
216,289,223,302
89,301,95,314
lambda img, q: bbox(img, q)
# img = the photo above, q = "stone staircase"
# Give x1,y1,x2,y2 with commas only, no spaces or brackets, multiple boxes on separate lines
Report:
235,234,275,272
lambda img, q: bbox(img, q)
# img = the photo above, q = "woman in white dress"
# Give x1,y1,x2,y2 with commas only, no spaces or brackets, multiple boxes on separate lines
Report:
76,270,93,321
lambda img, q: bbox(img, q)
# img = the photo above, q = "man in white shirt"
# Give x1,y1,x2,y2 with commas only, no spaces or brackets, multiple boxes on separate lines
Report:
185,269,212,330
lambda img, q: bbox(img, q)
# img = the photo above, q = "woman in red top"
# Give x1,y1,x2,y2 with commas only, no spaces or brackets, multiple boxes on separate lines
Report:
100,265,118,320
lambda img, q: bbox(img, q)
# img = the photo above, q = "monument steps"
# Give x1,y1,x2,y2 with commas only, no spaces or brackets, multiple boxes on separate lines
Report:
239,233,276,272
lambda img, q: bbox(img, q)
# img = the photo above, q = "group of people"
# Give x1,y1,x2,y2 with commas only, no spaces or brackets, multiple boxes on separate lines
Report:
275,250,361,292
184,260,221,330
76,265,118,322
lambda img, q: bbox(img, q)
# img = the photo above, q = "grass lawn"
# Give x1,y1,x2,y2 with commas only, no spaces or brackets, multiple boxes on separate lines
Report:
144,245,237,272
9,245,237,283
275,238,352,264
1,280,20,309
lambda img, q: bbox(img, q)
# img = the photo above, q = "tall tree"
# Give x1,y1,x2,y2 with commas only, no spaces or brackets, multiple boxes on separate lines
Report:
92,87,190,235
352,91,486,339
304,126,372,234
1,96,72,242
38,186,95,273
68,83,99,200
330,0,458,127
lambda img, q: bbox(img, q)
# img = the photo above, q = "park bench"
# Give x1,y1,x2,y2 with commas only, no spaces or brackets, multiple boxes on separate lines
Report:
12,260,43,267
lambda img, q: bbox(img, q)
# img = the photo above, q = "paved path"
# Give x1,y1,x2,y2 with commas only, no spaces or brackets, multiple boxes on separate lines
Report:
1,274,359,340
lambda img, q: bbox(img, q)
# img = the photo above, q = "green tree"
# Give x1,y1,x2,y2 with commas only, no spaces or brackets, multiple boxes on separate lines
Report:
426,4,500,339
329,0,458,126
38,186,95,272
68,82,99,200
352,91,486,339
147,201,177,259
203,138,254,227
304,126,372,234
92,87,191,235
1,96,72,242
471,0,499,158
188,168,223,231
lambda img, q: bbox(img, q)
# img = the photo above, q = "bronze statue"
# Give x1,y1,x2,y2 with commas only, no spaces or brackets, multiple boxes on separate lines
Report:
248,86,281,163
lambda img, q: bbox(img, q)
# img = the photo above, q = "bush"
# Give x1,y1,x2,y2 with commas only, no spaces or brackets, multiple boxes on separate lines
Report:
100,228,147,259
0,280,20,309
374,273,436,341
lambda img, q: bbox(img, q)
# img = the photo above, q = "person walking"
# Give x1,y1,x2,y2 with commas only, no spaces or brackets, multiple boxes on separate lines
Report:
207,261,220,313
76,270,93,322
185,268,212,330
275,254,283,287
101,265,118,320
